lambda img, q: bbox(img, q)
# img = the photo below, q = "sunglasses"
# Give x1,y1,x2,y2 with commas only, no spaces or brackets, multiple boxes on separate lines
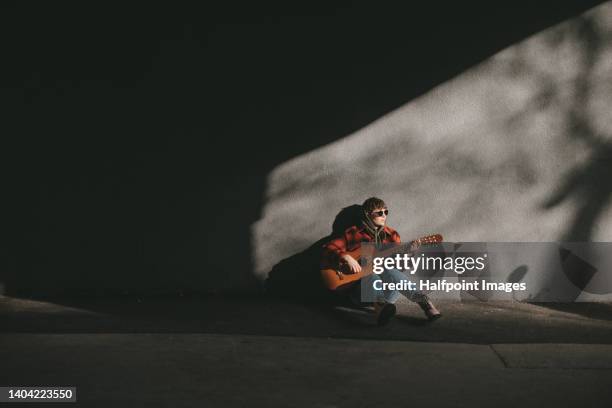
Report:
370,209,389,217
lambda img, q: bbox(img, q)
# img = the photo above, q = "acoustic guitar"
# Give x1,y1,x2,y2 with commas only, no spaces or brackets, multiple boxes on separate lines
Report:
320,234,443,291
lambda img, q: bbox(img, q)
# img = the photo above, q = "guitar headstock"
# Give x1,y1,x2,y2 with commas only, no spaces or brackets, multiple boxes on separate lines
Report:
414,234,443,246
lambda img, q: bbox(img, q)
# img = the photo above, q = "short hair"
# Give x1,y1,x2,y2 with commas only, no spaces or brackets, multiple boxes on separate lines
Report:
362,197,387,213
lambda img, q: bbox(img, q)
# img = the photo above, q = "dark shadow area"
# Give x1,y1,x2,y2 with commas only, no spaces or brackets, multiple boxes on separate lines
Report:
530,302,612,322
507,265,529,284
0,1,606,299
264,204,362,300
2,294,612,344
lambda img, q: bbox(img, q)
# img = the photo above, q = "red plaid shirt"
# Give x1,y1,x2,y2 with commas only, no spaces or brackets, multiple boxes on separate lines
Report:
322,224,401,268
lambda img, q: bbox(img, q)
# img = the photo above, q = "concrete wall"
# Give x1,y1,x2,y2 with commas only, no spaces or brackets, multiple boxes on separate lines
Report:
1,1,607,296
254,3,612,299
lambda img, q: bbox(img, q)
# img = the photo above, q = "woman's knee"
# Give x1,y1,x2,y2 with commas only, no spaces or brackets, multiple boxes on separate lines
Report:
382,268,409,283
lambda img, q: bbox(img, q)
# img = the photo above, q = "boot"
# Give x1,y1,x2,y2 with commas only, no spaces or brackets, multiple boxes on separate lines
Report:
374,301,396,326
417,296,442,321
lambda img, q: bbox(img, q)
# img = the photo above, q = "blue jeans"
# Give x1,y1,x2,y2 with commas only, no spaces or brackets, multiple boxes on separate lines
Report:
349,268,427,305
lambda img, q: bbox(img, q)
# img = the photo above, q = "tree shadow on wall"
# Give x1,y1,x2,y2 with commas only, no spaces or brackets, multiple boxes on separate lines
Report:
532,11,612,307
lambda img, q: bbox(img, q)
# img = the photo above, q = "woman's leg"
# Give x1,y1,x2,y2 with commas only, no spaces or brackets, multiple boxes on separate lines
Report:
380,268,442,320
350,273,387,304
379,268,427,303
348,274,397,326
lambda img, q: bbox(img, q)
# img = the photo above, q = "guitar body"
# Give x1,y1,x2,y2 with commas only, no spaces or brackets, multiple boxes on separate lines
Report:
320,234,443,291
320,247,366,291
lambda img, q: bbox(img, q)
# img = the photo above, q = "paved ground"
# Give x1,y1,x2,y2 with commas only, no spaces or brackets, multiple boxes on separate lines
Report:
1,295,612,407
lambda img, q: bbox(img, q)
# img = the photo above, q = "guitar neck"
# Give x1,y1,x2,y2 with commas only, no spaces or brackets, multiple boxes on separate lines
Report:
353,234,443,260
366,242,412,259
